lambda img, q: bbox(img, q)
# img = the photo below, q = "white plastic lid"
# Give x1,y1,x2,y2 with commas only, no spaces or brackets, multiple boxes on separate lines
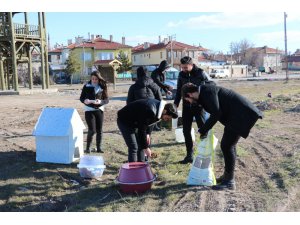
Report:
77,155,106,168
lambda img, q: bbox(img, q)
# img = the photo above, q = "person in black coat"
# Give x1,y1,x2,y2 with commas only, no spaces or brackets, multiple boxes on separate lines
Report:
127,66,162,138
174,56,215,164
151,60,173,95
117,99,178,162
181,83,263,190
127,66,162,104
80,71,109,153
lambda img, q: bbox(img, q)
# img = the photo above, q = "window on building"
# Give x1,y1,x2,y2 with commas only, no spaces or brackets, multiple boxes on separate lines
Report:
134,56,136,62
178,52,181,58
160,52,163,59
88,67,92,74
149,53,151,59
82,52,92,61
57,55,60,60
168,51,171,58
97,52,114,60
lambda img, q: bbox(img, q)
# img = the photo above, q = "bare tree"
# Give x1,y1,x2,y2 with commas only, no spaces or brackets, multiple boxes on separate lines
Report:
239,39,254,53
229,42,240,55
229,39,254,64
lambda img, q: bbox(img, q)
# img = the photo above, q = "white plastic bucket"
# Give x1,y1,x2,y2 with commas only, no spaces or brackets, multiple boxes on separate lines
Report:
175,127,195,143
171,110,182,129
172,118,178,129
77,155,106,178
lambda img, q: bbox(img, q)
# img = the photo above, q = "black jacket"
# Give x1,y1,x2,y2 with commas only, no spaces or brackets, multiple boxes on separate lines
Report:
174,64,215,106
118,99,161,149
151,68,170,93
80,82,106,109
197,85,263,138
127,76,162,104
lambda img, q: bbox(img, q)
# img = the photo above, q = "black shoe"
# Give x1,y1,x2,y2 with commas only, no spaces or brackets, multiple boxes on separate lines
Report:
216,171,232,184
153,127,161,131
84,149,91,154
179,156,193,164
96,148,104,153
216,174,224,184
212,179,236,190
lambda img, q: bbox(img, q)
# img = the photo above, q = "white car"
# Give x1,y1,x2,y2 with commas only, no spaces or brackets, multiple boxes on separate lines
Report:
164,67,179,100
210,69,229,78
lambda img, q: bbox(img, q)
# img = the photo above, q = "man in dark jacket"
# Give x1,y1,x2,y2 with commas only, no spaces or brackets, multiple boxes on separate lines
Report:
117,99,178,162
127,66,162,104
174,56,215,164
151,60,173,95
181,83,263,190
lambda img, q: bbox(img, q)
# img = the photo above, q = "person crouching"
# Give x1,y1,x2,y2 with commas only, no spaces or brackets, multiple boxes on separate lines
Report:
117,99,178,162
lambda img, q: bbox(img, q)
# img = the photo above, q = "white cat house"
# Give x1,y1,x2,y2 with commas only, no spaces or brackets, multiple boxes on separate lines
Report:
33,107,85,164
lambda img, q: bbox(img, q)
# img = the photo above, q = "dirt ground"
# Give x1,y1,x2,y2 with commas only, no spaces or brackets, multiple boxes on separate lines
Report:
0,79,299,212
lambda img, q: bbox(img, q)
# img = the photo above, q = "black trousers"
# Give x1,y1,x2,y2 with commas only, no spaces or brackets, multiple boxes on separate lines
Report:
85,110,104,151
182,104,205,157
220,126,241,180
117,118,145,162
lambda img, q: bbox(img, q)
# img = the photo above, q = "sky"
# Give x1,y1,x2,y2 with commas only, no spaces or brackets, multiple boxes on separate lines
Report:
12,12,300,54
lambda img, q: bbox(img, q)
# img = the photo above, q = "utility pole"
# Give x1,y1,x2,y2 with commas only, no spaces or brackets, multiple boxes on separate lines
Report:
284,12,288,81
82,41,85,77
170,34,176,67
276,47,278,75
230,52,233,78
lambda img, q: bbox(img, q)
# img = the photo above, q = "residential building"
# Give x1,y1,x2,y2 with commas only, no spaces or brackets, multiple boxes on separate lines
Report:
48,45,68,80
68,35,132,83
286,49,300,70
293,49,300,56
132,37,206,71
244,46,283,73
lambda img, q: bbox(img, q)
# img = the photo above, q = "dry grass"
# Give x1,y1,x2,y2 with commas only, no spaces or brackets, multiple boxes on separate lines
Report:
0,80,300,212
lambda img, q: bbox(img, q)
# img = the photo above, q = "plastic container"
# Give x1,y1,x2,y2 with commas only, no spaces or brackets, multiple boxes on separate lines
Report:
77,155,106,179
116,162,156,193
175,127,195,143
171,110,182,129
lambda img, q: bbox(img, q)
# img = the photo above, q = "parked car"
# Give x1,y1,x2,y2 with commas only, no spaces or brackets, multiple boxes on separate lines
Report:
131,65,157,81
209,69,229,78
164,67,179,100
53,72,67,84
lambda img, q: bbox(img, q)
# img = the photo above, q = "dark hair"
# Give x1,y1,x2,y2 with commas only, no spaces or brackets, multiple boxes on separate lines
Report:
90,70,108,99
137,66,147,79
180,56,193,65
164,103,178,119
158,60,170,71
181,83,198,99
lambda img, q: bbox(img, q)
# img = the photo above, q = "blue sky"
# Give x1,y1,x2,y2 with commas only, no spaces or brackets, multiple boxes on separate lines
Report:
13,12,300,54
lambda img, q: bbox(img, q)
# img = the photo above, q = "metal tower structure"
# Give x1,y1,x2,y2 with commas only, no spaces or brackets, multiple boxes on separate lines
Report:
0,12,49,91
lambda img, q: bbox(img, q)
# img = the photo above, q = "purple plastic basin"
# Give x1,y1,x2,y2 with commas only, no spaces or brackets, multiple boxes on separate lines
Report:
116,162,156,193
